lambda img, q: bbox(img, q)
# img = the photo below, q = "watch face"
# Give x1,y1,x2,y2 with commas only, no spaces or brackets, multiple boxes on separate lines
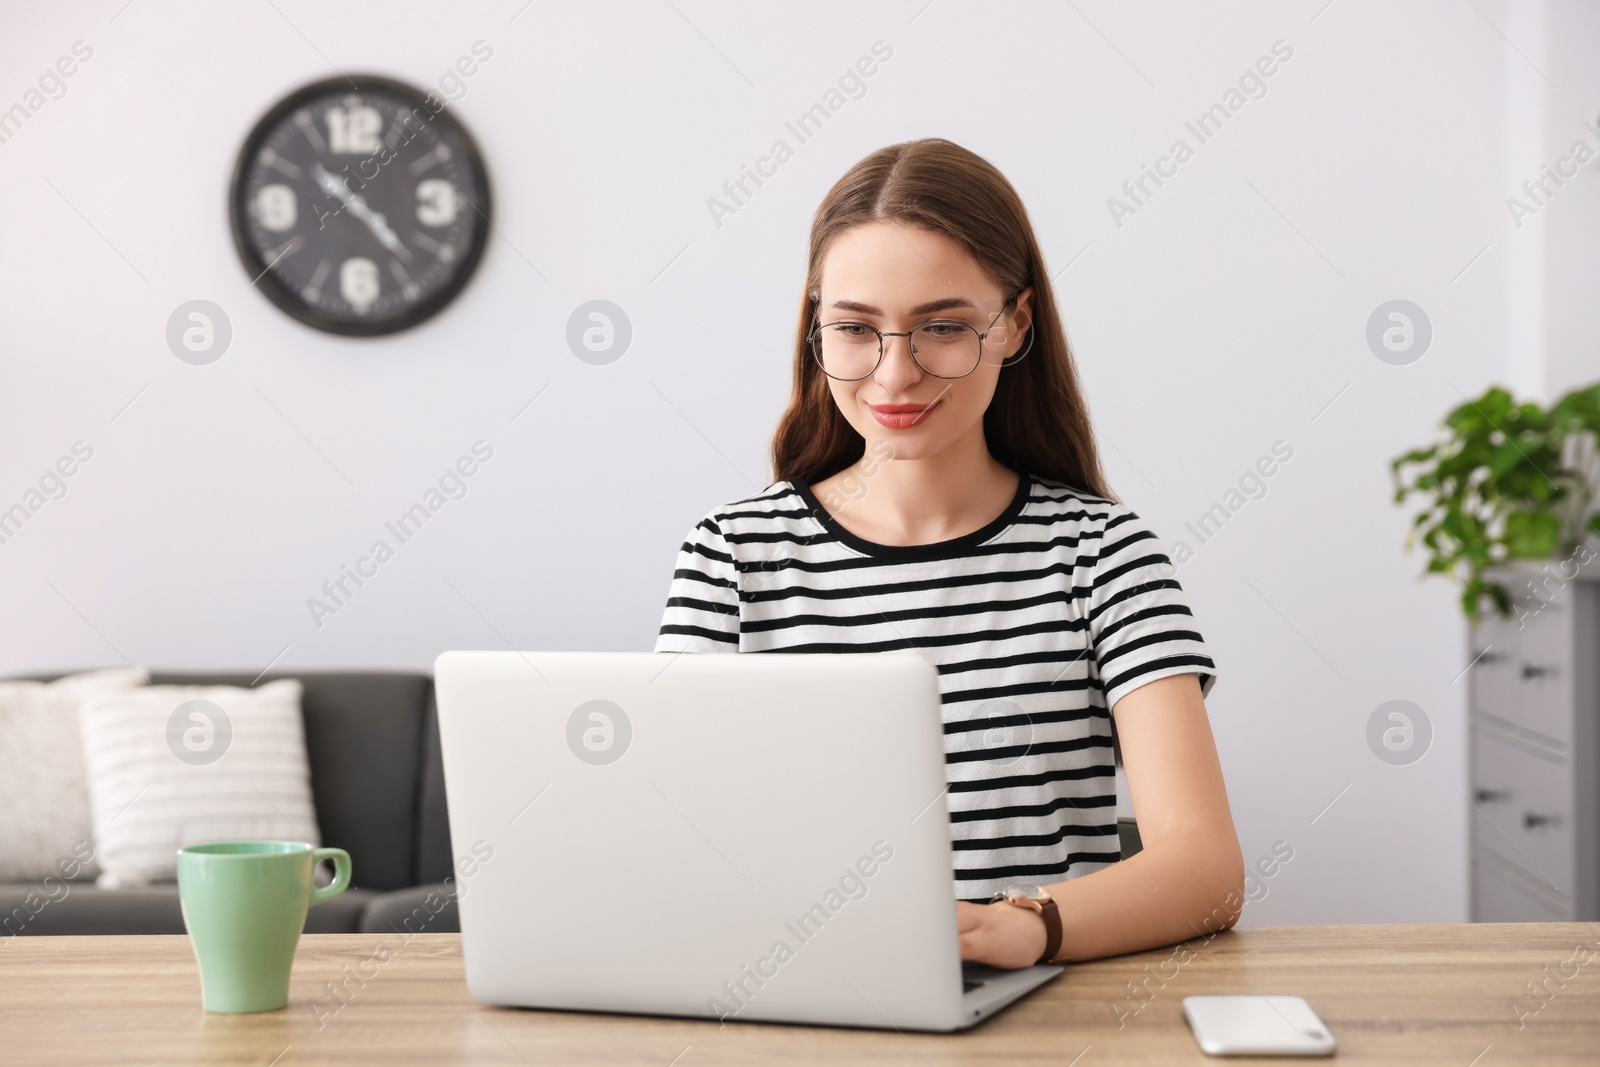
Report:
1002,885,1047,902
229,75,491,336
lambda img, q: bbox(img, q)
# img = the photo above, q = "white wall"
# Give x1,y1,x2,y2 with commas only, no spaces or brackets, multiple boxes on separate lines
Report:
1539,0,1600,400
0,0,1583,925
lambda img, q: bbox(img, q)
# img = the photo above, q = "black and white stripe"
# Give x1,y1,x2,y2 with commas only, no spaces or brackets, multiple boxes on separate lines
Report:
654,471,1216,900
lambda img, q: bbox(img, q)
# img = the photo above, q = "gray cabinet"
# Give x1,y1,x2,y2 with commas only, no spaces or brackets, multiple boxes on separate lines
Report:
1467,565,1600,921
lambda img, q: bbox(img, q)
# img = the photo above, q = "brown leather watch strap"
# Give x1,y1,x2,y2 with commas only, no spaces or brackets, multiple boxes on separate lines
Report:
1036,898,1063,964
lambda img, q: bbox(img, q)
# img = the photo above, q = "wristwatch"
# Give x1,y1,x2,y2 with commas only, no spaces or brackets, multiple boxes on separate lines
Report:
989,884,1062,964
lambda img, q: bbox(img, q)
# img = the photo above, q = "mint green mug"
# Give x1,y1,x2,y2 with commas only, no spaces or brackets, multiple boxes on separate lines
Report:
176,841,352,1013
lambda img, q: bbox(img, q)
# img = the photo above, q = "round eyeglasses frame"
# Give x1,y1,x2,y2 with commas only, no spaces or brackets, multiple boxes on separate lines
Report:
807,291,1030,381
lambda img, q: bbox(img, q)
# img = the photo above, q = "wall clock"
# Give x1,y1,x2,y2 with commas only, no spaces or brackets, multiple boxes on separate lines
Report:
229,75,491,336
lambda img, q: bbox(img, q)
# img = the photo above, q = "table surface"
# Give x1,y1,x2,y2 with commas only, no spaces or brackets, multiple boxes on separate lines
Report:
4,924,1600,1065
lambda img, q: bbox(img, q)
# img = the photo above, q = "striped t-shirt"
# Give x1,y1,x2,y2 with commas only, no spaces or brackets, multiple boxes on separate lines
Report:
652,469,1217,901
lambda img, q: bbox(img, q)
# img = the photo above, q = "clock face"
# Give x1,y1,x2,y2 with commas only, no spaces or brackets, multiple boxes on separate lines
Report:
229,75,491,336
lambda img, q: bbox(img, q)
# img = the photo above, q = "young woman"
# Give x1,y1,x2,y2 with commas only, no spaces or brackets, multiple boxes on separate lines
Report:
654,138,1243,968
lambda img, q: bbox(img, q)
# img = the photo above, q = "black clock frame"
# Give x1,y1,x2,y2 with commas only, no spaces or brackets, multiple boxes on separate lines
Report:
228,74,492,337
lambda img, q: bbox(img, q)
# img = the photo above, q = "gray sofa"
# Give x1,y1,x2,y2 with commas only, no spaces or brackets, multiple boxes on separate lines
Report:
2,670,463,936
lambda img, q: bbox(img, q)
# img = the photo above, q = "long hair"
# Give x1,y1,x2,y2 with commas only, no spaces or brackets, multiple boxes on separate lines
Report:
769,138,1113,501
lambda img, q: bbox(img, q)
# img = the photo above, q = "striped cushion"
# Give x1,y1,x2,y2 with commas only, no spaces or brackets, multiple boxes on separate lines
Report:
78,679,321,887
0,668,149,881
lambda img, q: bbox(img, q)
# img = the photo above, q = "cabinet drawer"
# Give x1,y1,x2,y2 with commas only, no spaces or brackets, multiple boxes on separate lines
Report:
1472,852,1570,921
1469,728,1574,897
1470,599,1574,745
1469,610,1522,720
1514,600,1575,743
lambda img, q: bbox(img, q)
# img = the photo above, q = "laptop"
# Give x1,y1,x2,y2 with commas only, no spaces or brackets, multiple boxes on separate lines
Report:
432,649,1062,1032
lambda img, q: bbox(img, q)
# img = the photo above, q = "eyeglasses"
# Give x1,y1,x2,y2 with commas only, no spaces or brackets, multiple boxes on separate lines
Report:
807,293,1022,381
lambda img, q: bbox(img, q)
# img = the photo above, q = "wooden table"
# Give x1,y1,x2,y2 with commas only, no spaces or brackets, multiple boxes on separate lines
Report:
5,924,1599,1064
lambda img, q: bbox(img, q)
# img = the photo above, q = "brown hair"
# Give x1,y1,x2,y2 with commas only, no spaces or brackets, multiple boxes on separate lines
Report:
769,138,1113,501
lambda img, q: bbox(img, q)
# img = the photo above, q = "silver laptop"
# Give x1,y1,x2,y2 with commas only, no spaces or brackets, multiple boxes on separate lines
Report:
433,649,1061,1032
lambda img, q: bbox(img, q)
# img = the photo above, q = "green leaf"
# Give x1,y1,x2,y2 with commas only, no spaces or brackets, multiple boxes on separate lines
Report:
1504,510,1560,558
1487,440,1530,478
1479,387,1514,423
1439,511,1468,545
1445,402,1487,436
1393,446,1439,469
1512,402,1548,432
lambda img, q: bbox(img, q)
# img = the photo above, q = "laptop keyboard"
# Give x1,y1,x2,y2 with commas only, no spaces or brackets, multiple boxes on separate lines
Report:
961,962,993,994
962,977,985,993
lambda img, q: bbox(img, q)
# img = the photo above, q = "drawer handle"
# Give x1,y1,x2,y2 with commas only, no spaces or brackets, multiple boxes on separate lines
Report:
1523,812,1556,829
1473,788,1508,803
1520,664,1553,679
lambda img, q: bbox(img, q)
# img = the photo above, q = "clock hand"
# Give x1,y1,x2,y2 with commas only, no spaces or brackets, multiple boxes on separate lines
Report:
310,163,414,264
364,210,412,264
310,163,408,258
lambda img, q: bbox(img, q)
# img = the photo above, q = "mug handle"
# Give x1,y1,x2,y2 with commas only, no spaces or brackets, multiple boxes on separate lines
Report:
309,847,352,904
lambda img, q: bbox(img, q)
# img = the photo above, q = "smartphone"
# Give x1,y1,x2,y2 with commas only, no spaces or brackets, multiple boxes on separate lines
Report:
1182,995,1337,1056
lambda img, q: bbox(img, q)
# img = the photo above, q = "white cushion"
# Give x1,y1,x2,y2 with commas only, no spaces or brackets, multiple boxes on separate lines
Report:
78,679,321,887
0,668,149,882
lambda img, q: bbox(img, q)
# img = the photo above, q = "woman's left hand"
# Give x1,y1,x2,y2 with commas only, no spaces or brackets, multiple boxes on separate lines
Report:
956,901,1049,968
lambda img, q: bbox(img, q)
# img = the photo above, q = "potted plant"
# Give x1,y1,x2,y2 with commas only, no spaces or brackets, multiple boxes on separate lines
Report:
1391,382,1600,621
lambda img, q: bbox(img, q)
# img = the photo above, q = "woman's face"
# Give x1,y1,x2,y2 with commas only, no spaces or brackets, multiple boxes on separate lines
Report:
814,221,1032,464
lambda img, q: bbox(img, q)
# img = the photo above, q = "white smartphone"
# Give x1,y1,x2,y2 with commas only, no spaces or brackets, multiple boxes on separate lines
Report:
1183,995,1337,1056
